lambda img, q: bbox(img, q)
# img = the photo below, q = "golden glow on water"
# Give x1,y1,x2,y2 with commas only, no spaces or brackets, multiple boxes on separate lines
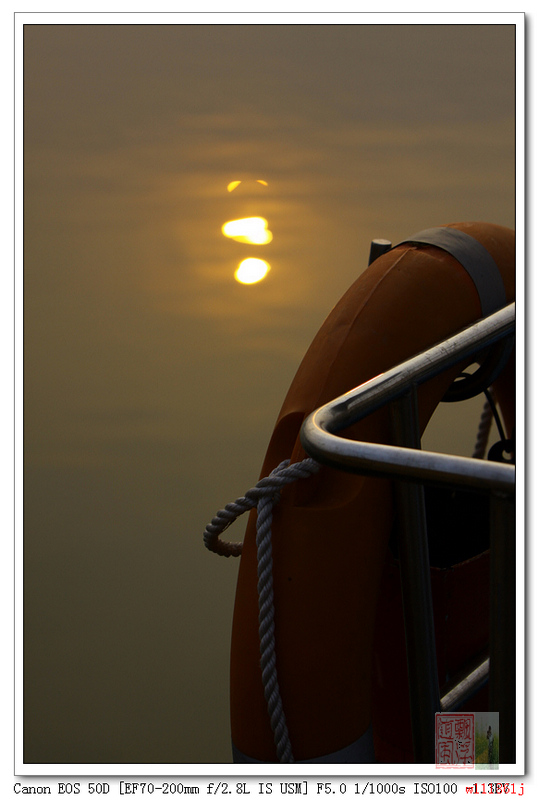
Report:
234,258,271,284
227,179,268,192
221,217,273,245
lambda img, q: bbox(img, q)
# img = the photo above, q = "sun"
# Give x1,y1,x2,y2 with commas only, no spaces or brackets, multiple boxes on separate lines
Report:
234,258,271,285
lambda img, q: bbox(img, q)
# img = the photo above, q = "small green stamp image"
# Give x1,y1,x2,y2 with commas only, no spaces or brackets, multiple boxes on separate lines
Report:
474,712,500,769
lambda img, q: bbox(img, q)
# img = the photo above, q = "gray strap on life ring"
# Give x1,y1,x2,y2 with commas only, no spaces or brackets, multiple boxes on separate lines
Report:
396,227,507,317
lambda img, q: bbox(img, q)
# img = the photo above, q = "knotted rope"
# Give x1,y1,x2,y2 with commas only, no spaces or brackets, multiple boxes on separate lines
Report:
472,398,493,459
204,457,321,762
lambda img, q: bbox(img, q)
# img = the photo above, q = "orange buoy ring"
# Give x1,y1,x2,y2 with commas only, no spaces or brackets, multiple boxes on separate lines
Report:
207,222,515,763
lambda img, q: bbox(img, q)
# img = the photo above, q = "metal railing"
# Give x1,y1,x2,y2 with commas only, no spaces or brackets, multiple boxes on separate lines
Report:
300,302,516,764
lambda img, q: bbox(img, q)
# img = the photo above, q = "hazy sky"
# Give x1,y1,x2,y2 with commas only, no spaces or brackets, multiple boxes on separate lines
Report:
23,21,516,766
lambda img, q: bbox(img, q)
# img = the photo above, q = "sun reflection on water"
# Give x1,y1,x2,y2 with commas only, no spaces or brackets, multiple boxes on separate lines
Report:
227,179,268,192
223,179,273,282
221,216,273,245
234,258,271,285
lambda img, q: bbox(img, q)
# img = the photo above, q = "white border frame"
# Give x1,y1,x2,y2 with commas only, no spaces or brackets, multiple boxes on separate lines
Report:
13,10,526,783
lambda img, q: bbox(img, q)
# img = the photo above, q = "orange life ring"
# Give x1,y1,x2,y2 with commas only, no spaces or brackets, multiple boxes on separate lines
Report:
222,222,515,763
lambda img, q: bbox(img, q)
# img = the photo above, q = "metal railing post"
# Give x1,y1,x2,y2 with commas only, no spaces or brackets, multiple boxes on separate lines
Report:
489,490,516,763
390,386,440,763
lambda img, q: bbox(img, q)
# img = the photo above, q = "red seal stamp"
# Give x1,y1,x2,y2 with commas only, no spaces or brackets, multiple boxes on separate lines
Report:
435,713,475,767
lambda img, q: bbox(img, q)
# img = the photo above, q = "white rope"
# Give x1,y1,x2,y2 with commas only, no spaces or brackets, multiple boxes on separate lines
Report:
203,457,320,557
204,457,321,762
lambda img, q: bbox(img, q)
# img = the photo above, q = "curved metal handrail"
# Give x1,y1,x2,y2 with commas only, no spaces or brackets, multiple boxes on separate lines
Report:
300,302,515,493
